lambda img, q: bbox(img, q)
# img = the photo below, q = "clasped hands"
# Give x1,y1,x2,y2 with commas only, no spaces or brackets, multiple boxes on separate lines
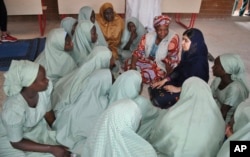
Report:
151,78,181,93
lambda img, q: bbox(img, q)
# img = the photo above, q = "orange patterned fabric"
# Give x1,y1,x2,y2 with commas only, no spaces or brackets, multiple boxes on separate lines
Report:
133,34,180,68
130,34,180,83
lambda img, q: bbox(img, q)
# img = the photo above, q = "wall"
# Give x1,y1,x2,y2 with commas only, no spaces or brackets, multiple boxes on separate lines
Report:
199,0,235,18
8,0,237,21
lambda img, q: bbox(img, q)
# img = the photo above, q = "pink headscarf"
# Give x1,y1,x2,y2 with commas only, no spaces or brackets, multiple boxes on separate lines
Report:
153,15,171,28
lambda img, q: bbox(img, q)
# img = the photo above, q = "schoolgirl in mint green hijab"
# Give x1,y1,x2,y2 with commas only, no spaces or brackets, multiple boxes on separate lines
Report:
217,101,250,157
78,6,108,47
211,53,249,124
119,17,147,61
71,20,97,66
53,69,112,155
60,17,78,37
108,70,142,104
52,45,112,109
149,77,225,157
108,70,161,140
35,28,77,85
82,99,157,157
1,60,70,157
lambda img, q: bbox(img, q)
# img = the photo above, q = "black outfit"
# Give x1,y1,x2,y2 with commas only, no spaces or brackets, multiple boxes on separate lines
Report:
149,28,209,109
0,0,7,32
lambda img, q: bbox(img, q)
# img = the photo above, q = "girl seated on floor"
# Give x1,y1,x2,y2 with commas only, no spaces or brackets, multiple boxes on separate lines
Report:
148,77,225,157
0,60,70,157
211,53,249,124
217,101,250,157
149,28,209,109
35,28,77,85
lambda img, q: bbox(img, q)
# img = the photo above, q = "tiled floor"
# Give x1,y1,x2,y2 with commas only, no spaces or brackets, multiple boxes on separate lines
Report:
1,16,250,110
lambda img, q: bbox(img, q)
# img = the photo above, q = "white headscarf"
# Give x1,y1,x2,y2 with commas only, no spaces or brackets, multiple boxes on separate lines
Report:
3,60,39,96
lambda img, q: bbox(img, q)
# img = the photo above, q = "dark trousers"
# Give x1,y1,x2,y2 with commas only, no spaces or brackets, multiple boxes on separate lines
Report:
239,0,249,16
0,0,7,31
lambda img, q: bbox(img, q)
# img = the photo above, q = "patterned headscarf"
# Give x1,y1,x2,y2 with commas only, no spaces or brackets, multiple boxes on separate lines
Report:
153,15,171,28
3,60,39,96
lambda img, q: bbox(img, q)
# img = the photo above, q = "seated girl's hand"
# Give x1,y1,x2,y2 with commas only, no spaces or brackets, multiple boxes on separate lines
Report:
50,145,71,157
151,78,168,89
163,85,181,93
225,125,233,138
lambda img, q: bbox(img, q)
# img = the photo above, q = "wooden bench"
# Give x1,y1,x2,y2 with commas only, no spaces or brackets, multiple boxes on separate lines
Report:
161,0,202,29
57,0,125,17
5,0,47,36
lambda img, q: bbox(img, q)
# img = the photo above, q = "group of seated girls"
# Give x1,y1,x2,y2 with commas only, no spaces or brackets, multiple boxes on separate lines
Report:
1,2,250,157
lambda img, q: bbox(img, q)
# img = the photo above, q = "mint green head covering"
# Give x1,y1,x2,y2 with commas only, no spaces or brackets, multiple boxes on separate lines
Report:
82,99,157,157
72,20,95,65
217,101,250,157
78,6,92,21
3,60,39,96
149,77,225,157
109,70,142,104
220,53,249,94
233,101,250,132
52,45,112,107
44,28,77,83
78,6,108,47
60,17,77,37
120,17,147,50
